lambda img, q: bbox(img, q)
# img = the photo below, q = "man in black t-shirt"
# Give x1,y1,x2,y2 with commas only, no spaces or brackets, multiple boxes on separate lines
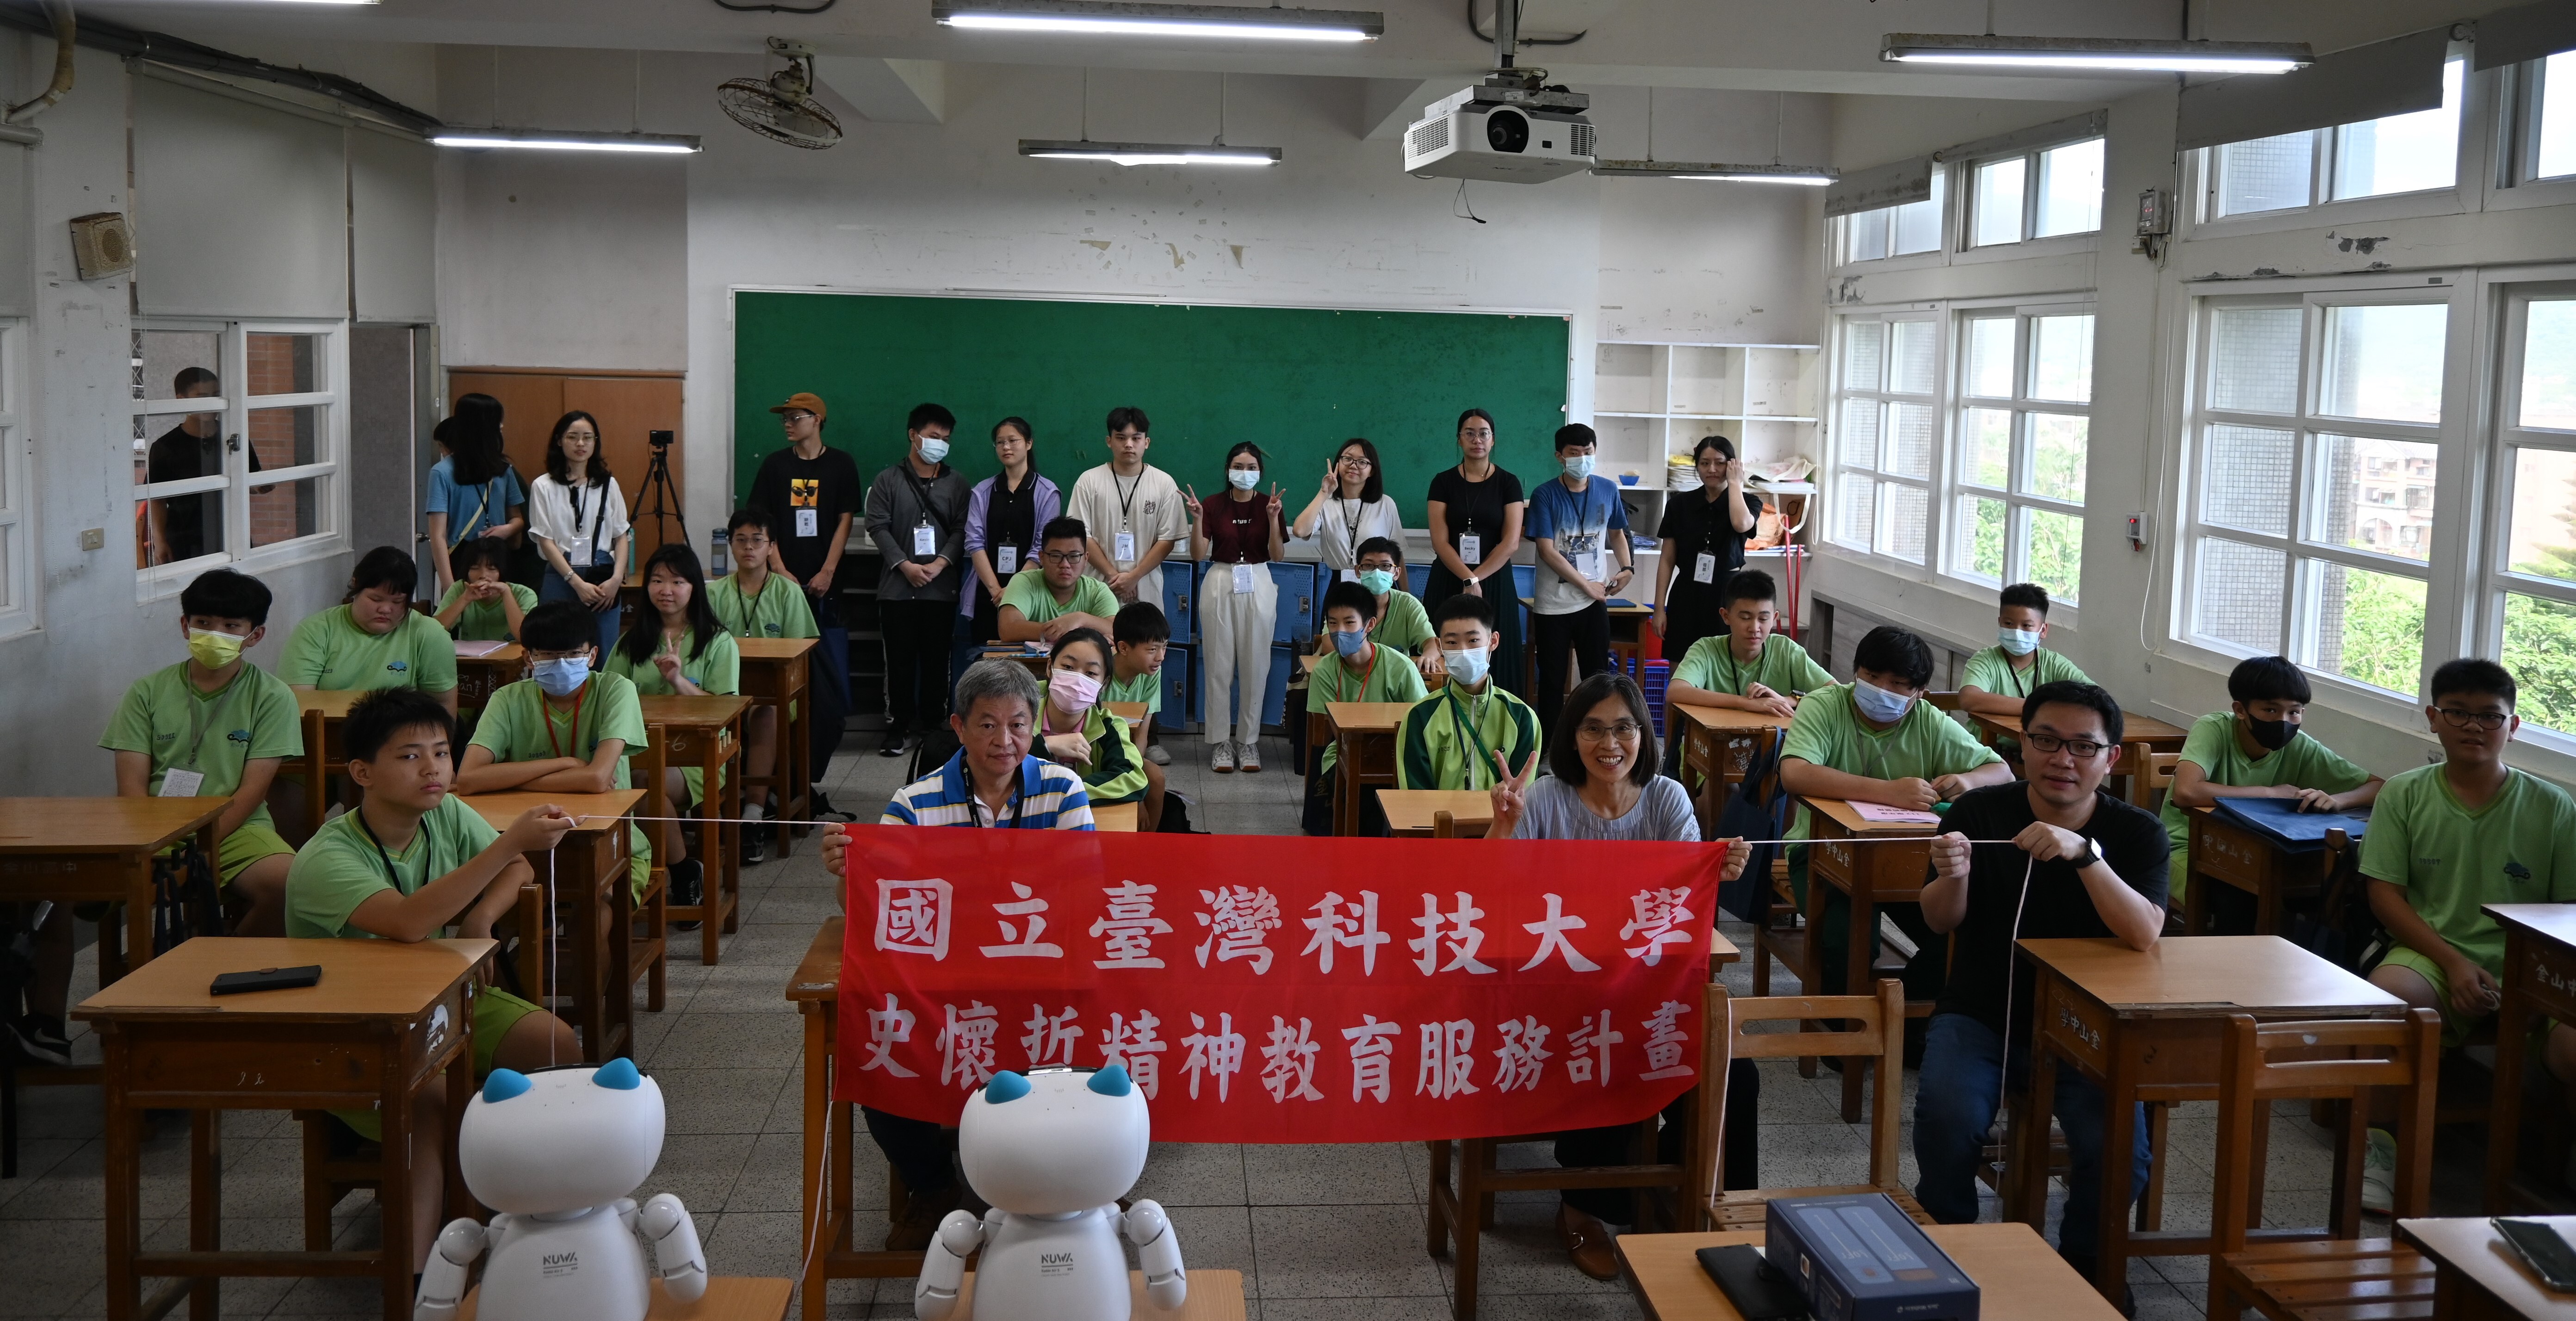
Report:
145,367,263,564
1913,681,2168,1284
747,391,865,801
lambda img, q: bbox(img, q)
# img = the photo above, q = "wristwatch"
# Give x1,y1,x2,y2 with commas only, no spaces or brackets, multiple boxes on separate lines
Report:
2084,836,2105,866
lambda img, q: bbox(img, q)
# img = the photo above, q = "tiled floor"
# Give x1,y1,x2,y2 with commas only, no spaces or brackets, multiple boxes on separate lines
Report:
0,728,2499,1319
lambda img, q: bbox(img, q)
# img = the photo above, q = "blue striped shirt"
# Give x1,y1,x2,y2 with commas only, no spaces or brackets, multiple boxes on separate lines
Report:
882,751,1096,830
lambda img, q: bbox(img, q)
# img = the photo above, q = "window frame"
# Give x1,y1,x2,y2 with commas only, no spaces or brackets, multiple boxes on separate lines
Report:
1827,310,1944,570
1961,136,2106,251
2477,276,2576,745
1834,169,1949,268
131,317,349,600
2192,53,2480,233
1945,302,2096,603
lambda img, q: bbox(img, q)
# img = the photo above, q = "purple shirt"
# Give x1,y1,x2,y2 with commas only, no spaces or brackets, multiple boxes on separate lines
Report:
961,472,1062,617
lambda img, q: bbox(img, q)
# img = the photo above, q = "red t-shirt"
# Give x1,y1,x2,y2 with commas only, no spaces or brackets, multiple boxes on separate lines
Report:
1204,495,1282,564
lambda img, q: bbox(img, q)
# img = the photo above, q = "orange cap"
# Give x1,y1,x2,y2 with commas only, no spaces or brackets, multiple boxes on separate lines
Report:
769,391,827,422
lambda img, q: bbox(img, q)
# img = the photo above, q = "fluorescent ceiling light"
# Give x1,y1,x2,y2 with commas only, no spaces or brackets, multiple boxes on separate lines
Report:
1592,160,1836,185
938,1,1381,42
431,128,702,155
1021,139,1281,166
1881,32,2312,74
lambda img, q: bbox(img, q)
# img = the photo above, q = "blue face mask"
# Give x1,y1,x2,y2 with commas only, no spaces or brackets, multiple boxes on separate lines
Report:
1330,628,1368,657
533,655,591,698
1443,645,1490,688
1851,678,1913,724
1227,468,1261,490
1356,569,1396,595
1562,454,1595,480
917,435,950,465
1997,627,2040,657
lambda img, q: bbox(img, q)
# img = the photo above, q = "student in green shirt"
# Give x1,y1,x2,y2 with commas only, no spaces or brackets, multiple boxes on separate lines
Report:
455,601,657,904
606,543,743,892
707,507,810,834
1039,626,1158,827
1956,583,2093,719
282,687,580,1271
1397,593,1541,793
1304,582,1432,836
2162,655,2380,913
1349,537,1437,671
1666,569,1834,720
1780,625,2012,1000
279,546,461,713
1107,602,1170,766
2356,658,2576,1207
430,538,538,643
998,517,1120,644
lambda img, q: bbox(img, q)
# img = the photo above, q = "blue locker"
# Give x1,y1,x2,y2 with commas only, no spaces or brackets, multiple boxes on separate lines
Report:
1270,561,1320,644
1157,645,1192,731
1162,561,1198,645
1220,645,1294,731
1405,563,1430,600
1511,564,1536,636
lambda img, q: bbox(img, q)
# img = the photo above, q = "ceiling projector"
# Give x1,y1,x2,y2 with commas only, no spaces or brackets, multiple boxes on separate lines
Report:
1404,83,1594,183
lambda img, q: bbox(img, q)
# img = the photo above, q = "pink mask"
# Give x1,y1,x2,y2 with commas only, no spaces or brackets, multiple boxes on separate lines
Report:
1048,668,1101,711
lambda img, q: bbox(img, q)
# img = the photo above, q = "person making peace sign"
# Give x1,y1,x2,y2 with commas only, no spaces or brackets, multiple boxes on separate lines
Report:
1186,442,1286,774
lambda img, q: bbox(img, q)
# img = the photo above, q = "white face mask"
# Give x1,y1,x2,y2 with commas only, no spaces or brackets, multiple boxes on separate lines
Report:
1997,627,2040,657
917,435,950,465
1227,469,1260,490
1562,454,1595,480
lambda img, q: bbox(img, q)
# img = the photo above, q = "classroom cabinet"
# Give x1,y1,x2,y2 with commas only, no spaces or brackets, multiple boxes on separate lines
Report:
1162,561,1197,645
1158,645,1193,732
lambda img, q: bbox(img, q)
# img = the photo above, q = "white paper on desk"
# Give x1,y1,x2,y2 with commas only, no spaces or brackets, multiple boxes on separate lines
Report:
454,640,508,658
1850,801,1942,825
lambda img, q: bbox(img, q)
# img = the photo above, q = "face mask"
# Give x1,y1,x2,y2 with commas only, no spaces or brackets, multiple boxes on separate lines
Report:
2245,716,2296,751
1443,645,1490,688
1562,454,1595,480
1996,627,2041,657
1048,668,1101,712
917,436,950,465
186,628,246,670
533,656,591,698
1331,629,1367,658
1851,678,1913,724
1356,569,1396,595
1227,469,1260,491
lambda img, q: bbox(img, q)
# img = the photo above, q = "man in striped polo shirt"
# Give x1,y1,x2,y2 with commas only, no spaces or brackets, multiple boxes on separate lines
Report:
819,657,1091,1251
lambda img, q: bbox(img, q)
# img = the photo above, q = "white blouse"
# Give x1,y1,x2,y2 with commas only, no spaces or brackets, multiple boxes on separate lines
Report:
1310,494,1406,570
528,473,631,568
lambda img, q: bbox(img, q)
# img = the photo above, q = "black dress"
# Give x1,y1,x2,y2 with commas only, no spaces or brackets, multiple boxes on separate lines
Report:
1423,464,1529,696
1653,486,1765,667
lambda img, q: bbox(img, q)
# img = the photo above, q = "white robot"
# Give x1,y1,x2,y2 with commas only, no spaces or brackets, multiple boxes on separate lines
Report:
915,1064,1187,1321
414,1058,709,1321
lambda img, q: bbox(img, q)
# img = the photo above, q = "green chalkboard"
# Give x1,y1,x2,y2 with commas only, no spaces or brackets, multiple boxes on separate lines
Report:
731,292,1570,526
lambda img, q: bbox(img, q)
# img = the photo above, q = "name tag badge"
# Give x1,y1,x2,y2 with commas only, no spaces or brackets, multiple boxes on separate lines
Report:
997,546,1018,575
1338,569,1359,583
795,508,819,539
1114,531,1137,562
1694,552,1717,584
913,524,937,558
158,768,206,798
1458,533,1482,566
1233,563,1256,595
1577,551,1603,582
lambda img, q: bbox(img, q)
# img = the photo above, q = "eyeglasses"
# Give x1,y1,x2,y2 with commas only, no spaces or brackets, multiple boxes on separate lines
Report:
779,411,814,423
1577,720,1643,742
2435,707,2510,731
2023,731,2112,759
1040,550,1086,566
1340,457,1374,468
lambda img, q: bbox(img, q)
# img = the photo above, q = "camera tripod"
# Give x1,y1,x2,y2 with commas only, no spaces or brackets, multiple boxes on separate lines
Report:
632,435,687,552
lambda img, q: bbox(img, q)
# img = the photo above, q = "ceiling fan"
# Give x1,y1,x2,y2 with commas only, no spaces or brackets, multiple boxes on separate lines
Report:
717,38,845,149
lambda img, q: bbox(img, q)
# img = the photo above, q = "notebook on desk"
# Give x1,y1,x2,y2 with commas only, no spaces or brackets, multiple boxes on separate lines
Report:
2213,796,2370,850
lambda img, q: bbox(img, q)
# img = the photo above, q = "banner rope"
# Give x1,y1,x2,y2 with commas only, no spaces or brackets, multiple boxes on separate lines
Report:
579,812,2031,849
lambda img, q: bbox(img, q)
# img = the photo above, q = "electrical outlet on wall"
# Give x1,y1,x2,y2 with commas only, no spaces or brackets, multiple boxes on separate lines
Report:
79,527,105,551
2126,512,2150,550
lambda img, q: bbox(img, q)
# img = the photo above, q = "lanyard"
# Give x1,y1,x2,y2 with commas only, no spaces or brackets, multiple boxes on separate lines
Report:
1113,469,1143,531
902,464,944,530
1326,644,1378,705
175,670,247,772
720,575,772,637
567,479,608,562
2007,649,2034,698
969,769,1027,829
1722,640,1751,697
354,807,435,894
1444,685,1499,789
1225,497,1263,562
542,682,591,762
1339,497,1364,551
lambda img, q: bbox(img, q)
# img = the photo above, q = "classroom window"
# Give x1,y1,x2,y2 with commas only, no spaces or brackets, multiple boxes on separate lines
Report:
1841,170,1947,263
2504,50,2576,185
2210,59,2464,217
131,321,345,581
2489,291,2576,735
2184,292,2452,696
1949,310,2093,602
0,323,27,638
1829,314,1938,564
1966,138,2104,248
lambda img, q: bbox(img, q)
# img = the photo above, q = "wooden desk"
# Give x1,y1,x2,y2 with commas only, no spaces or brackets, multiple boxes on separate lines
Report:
978,645,1053,680
950,1270,1246,1320
75,936,492,1321
1093,801,1139,832
1616,1222,2125,1321
1672,704,1791,832
1792,795,1940,1122
639,694,751,970
464,789,646,1062
1325,701,1413,837
457,1277,793,1321
2179,803,2349,937
2398,1216,2576,1321
1521,597,1652,688
1104,701,1148,742
292,688,366,834
2017,934,2405,1301
0,796,227,987
735,638,815,857
452,642,522,713
2486,904,2576,1210
789,918,930,1318
1380,788,1493,837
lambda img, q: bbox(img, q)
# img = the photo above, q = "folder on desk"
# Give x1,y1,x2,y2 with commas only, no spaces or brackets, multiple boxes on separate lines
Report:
2212,796,2369,850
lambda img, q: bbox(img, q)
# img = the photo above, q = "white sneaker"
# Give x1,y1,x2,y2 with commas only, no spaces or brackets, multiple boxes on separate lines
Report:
2362,1127,2395,1215
1238,740,1262,773
1211,741,1236,773
1144,743,1171,766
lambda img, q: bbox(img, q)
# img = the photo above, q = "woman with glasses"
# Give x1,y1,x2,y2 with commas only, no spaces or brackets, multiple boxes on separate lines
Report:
528,410,632,657
1424,408,1529,695
1652,436,1763,674
1291,437,1404,579
1481,670,1753,1280
959,416,1061,668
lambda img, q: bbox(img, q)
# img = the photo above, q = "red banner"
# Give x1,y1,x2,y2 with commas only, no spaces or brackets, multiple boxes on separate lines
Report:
834,826,1726,1143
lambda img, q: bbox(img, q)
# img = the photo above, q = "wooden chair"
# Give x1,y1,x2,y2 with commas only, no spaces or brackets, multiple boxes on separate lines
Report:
293,1110,380,1249
2126,743,2181,812
1431,809,1459,839
2209,1008,2442,1321
1701,979,1930,1231
1925,690,1964,713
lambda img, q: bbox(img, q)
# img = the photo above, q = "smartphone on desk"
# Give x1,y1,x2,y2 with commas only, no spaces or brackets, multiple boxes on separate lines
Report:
209,965,322,996
1697,1244,1808,1320
2495,1217,2576,1292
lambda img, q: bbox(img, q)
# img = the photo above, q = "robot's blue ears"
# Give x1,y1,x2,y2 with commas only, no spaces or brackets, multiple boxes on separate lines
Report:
593,1058,643,1091
984,1071,1030,1104
482,1069,533,1104
1088,1064,1133,1097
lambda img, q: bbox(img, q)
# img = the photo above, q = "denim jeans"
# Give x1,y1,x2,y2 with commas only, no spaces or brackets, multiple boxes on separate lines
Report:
1912,1011,2150,1260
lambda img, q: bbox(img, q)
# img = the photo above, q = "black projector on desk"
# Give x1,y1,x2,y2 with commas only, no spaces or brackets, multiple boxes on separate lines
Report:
1765,1192,1980,1321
